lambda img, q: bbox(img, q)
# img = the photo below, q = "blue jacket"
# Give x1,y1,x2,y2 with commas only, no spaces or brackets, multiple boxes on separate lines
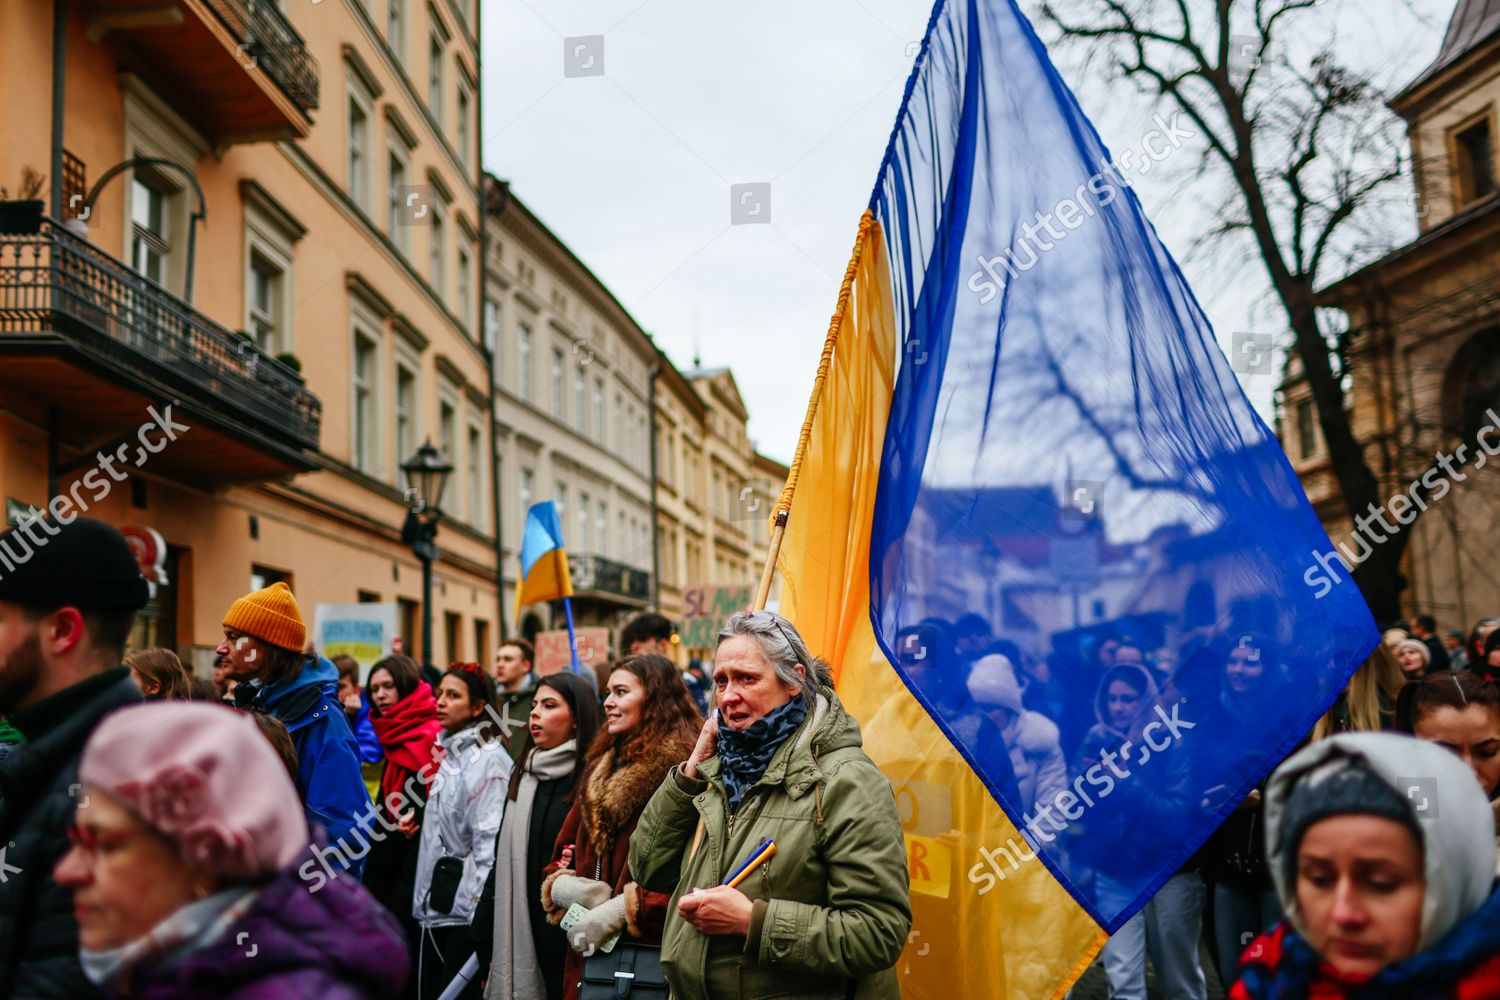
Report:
240,657,374,879
352,696,384,765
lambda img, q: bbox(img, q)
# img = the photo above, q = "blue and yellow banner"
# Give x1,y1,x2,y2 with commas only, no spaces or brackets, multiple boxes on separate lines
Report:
516,500,573,621
776,0,1377,995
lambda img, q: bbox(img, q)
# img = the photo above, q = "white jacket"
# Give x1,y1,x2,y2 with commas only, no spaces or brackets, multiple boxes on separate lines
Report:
413,724,513,926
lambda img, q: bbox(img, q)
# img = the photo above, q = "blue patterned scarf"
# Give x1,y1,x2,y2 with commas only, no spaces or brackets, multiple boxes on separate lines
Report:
716,697,809,812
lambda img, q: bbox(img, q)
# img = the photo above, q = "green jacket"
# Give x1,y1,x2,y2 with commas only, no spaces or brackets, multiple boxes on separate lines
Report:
628,691,910,1000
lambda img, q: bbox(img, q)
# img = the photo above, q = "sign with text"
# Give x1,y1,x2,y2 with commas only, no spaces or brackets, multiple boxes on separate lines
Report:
313,603,397,682
535,627,611,676
680,584,754,648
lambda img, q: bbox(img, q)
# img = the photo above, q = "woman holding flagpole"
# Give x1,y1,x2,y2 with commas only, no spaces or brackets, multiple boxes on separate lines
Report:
628,611,911,1000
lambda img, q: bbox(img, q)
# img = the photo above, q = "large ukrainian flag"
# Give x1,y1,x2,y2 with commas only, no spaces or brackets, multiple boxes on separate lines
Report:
774,1,1377,996
516,501,573,621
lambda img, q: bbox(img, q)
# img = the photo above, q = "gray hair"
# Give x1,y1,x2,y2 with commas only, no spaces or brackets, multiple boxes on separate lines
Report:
716,611,833,704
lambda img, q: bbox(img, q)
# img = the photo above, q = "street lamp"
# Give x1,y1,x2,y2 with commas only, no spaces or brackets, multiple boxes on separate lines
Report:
401,439,453,672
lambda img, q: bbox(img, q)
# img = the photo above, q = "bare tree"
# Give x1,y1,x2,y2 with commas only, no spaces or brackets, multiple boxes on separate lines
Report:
1033,0,1424,618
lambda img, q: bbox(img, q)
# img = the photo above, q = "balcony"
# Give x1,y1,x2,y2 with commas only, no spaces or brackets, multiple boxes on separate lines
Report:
571,553,653,606
0,221,322,484
85,0,319,143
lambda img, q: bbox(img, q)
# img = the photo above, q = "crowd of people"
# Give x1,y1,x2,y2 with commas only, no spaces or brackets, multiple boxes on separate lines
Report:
5,516,1500,999
0,518,909,999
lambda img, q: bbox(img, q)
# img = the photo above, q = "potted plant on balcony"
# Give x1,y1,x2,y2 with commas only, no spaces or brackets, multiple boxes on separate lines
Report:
0,168,45,235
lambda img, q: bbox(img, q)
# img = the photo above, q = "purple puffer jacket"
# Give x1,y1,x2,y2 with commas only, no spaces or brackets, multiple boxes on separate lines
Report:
120,847,408,1000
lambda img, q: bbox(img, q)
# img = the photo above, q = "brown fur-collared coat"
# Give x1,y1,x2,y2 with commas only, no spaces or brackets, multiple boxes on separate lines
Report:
541,735,692,1000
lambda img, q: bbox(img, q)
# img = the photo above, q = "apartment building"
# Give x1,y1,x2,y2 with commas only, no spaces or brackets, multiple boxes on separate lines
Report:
0,0,496,669
1279,0,1500,623
483,178,657,641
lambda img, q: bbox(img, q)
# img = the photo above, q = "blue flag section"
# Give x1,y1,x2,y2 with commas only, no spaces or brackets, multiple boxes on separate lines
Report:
866,0,1378,932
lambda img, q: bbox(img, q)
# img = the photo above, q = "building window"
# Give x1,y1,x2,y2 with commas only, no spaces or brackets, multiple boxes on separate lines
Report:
395,363,418,462
578,494,591,553
387,0,405,60
428,32,445,127
429,200,447,296
473,618,490,667
551,348,565,420
439,398,457,463
456,79,472,168
130,176,170,284
347,88,371,209
597,502,607,556
353,332,378,473
1456,116,1497,206
467,423,483,526
574,366,586,431
247,251,284,353
518,324,533,401
556,484,567,528
457,231,473,327
445,611,463,663
519,467,534,515
1295,399,1318,460
594,377,605,440
387,148,408,248
484,300,500,356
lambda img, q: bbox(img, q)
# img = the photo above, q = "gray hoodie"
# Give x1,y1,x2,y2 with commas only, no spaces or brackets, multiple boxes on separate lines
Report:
1264,732,1497,952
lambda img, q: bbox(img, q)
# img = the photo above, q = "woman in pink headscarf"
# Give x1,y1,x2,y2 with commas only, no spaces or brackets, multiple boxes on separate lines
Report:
54,701,407,999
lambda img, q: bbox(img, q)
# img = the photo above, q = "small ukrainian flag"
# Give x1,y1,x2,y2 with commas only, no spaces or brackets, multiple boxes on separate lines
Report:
515,501,573,622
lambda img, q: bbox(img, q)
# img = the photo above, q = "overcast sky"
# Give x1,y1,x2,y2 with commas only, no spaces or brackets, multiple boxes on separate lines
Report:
480,0,1455,465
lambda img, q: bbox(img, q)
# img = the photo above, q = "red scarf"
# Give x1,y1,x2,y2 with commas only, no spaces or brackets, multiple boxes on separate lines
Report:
369,681,442,819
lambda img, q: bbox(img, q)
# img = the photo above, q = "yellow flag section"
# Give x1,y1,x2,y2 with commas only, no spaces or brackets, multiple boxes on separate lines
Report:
775,214,1106,998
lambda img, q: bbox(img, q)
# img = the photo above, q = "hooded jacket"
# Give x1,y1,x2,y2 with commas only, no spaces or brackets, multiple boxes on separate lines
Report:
1230,732,1500,999
120,845,408,999
236,656,372,878
1071,663,1198,879
412,723,512,927
967,655,1068,816
629,691,911,1000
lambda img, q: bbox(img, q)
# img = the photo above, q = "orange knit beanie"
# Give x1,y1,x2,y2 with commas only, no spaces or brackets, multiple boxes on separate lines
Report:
223,581,307,652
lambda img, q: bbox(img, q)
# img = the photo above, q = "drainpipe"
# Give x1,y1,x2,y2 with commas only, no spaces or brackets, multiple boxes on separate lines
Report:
51,0,67,219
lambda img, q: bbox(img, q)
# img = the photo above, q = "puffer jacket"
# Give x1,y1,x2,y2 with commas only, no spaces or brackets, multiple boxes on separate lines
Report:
412,724,512,926
629,691,911,1000
121,844,409,999
0,668,140,999
235,657,372,877
999,709,1067,816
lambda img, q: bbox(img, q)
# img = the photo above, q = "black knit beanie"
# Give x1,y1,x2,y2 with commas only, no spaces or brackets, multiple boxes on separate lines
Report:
1280,757,1424,889
0,516,149,611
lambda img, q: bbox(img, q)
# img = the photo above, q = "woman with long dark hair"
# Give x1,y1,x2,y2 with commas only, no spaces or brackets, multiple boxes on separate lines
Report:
364,655,442,983
413,664,512,1000
478,672,602,1000
538,655,699,1000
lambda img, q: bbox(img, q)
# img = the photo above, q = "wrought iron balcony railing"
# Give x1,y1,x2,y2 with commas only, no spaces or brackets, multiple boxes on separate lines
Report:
0,221,321,451
206,0,320,113
572,553,653,603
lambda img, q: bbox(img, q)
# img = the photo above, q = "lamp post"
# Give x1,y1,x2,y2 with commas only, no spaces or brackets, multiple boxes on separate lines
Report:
401,440,453,672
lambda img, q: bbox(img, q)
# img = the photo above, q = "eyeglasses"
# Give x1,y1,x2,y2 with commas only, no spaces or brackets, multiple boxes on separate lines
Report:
745,611,801,657
64,823,139,862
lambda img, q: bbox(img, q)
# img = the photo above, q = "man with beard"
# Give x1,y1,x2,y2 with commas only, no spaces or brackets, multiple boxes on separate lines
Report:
0,516,148,998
